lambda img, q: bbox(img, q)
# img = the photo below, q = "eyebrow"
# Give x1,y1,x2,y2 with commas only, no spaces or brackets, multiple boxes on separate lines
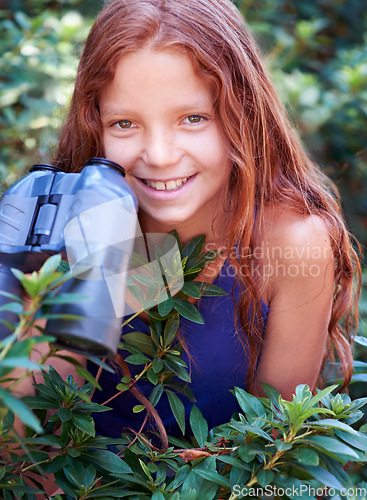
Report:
100,99,213,117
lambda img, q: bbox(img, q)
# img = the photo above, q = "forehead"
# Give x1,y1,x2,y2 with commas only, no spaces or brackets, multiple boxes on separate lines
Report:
100,46,216,111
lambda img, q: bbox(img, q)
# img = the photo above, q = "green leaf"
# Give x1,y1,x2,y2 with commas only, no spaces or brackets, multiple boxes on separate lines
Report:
230,422,273,442
116,383,129,392
153,357,164,373
307,384,338,408
86,355,115,374
0,386,42,433
63,460,90,488
216,454,251,470
127,281,145,307
39,254,63,280
37,313,84,321
125,354,150,365
181,282,202,299
82,449,132,474
300,435,359,458
0,290,23,303
194,467,229,488
10,268,25,283
173,298,204,324
166,390,185,435
58,407,72,422
0,357,42,370
170,229,182,251
75,364,102,390
132,273,154,286
301,465,343,490
151,492,165,500
14,11,31,30
42,293,91,305
274,439,292,451
147,368,159,385
42,455,68,474
163,356,190,382
335,429,367,451
72,413,95,436
293,407,334,431
133,404,146,413
168,464,190,490
21,397,58,410
122,331,154,357
163,313,180,346
310,418,360,435
181,235,206,260
259,382,281,407
229,465,251,487
233,386,267,418
149,384,164,407
86,486,141,498
257,469,274,487
289,448,319,466
190,405,208,447
194,282,227,297
158,295,174,316
0,302,23,314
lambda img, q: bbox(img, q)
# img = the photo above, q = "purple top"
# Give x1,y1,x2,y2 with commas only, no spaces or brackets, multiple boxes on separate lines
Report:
87,260,269,438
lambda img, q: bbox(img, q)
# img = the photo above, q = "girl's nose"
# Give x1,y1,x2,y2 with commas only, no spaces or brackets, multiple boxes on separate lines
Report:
141,130,183,168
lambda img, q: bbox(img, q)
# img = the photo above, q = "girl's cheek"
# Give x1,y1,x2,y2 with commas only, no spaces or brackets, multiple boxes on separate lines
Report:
103,136,139,172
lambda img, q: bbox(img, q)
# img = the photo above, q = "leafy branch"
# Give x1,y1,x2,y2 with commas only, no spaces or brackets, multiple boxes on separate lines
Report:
0,234,367,498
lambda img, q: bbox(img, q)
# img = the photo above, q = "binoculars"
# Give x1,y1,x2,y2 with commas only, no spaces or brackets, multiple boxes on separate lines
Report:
0,157,138,357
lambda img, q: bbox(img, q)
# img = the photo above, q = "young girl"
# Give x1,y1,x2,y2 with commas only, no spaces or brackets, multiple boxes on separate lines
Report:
49,0,360,440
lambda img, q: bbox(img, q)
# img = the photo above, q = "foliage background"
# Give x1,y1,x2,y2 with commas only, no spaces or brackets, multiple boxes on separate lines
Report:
0,0,367,491
0,0,366,247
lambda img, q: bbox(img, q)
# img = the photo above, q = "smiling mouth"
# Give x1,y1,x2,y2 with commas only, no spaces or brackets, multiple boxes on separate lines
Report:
141,176,191,191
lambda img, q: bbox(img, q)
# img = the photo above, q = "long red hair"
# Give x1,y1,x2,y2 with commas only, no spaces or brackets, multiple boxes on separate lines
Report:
54,0,361,392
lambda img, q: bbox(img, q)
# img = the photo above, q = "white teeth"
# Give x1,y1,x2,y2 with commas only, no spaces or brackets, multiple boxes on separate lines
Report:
154,181,166,191
166,180,178,190
144,177,189,191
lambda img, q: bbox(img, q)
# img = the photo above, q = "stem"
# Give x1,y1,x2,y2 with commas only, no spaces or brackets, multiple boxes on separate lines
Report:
0,292,43,363
263,449,285,470
7,344,57,391
132,361,153,384
0,315,29,361
20,456,55,473
246,474,258,487
121,308,145,328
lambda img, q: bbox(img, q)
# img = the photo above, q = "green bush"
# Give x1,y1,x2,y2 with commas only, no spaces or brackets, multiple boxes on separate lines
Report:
1,239,367,498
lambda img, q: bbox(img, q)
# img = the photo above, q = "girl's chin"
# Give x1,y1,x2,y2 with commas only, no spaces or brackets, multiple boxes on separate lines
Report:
138,209,197,233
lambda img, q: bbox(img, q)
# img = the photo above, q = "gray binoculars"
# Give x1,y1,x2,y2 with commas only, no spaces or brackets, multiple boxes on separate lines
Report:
0,157,138,357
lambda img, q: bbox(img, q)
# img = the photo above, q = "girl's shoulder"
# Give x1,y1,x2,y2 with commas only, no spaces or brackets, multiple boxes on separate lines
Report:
252,204,333,305
254,203,331,247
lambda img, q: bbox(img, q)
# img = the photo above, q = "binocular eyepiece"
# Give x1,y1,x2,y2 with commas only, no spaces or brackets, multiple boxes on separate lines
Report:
0,157,138,357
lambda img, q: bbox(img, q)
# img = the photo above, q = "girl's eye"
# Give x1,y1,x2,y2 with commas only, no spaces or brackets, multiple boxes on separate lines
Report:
183,114,207,125
114,120,136,129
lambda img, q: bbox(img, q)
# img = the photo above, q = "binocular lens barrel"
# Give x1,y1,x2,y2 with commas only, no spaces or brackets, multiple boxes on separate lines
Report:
0,157,137,356
0,267,23,339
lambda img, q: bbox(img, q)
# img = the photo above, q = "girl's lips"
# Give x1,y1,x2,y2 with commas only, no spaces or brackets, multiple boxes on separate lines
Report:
133,174,197,200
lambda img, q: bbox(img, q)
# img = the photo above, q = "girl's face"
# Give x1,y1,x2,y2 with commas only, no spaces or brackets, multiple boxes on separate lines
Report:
100,46,232,238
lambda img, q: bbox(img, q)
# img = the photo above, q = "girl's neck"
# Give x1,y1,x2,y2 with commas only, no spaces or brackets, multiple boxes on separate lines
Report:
138,208,228,249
